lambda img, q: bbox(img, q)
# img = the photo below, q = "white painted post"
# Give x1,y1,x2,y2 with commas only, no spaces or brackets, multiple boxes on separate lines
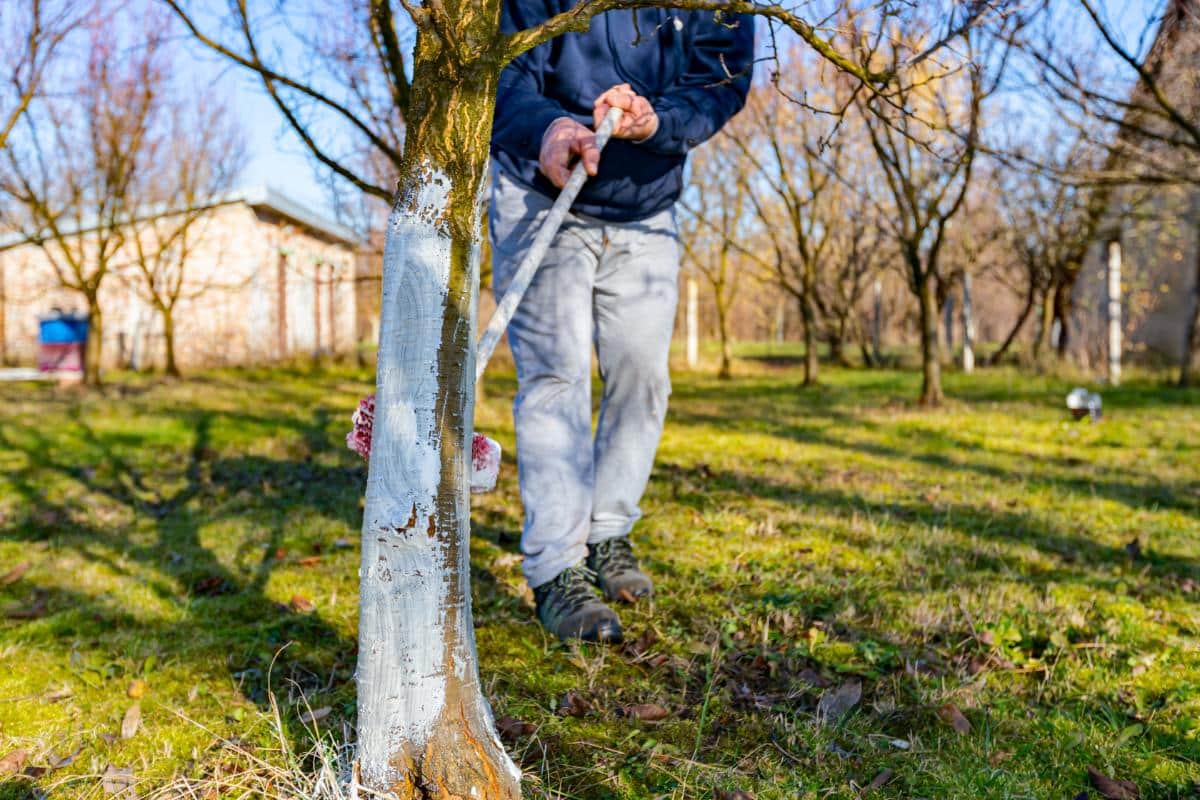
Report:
686,275,699,368
1107,239,1123,386
961,272,976,374
774,296,785,345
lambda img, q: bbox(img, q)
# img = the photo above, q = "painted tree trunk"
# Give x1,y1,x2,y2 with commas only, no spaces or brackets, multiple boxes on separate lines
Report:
355,54,520,799
961,272,975,374
1107,240,1122,386
917,275,943,406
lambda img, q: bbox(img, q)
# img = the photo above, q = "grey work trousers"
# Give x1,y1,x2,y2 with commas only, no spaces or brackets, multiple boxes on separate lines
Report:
488,168,680,588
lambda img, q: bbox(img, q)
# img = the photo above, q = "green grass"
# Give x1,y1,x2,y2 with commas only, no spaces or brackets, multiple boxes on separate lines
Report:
1,352,1198,799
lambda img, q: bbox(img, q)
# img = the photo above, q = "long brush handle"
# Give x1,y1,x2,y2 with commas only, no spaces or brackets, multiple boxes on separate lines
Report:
476,107,624,383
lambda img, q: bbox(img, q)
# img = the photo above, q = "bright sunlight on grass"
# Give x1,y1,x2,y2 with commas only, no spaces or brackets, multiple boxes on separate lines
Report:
1,354,1198,798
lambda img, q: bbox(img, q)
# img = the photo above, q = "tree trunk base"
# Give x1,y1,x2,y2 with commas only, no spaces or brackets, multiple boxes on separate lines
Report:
386,709,520,800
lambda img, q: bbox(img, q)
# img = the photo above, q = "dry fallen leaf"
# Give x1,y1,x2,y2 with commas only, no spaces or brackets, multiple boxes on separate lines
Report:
714,790,755,800
938,703,972,735
556,690,590,718
296,556,322,567
102,764,135,796
48,746,84,770
126,680,147,699
289,594,316,613
0,749,28,775
495,716,535,741
298,707,331,725
616,588,638,604
817,679,862,724
1087,766,1140,800
862,768,894,795
988,749,1014,766
121,704,141,739
616,703,670,722
1,562,30,585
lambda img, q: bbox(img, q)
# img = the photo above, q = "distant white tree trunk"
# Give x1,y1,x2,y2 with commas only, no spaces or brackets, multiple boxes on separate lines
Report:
1107,239,1122,386
686,275,699,368
961,272,975,373
1180,222,1200,388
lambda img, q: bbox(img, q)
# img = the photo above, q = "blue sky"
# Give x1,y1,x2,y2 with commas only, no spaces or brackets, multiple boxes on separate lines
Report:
200,0,1169,221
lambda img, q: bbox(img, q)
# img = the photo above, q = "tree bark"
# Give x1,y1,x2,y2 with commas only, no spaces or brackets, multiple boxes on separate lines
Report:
162,308,180,378
917,275,943,406
1180,225,1200,388
800,267,819,386
715,289,732,380
355,52,519,800
84,297,103,386
986,280,1035,366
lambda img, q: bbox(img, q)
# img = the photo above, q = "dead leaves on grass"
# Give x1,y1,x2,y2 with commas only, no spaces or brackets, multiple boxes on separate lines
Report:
937,703,972,735
0,749,28,775
556,690,590,718
102,764,135,796
496,716,536,742
816,679,862,724
615,703,671,722
288,594,316,613
1087,766,1140,800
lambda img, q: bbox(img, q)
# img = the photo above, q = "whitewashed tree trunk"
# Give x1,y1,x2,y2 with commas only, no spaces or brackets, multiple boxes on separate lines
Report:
961,272,975,373
1107,239,1122,386
686,275,699,368
357,162,520,798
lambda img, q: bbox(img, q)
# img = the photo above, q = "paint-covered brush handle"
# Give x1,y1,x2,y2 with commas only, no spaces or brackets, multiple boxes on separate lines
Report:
476,107,624,383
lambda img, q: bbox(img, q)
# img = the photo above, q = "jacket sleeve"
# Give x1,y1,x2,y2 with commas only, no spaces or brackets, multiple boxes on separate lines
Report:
492,0,570,160
639,13,756,156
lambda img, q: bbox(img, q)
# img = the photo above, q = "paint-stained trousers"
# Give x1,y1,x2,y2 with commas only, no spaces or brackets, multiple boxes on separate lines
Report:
488,168,680,588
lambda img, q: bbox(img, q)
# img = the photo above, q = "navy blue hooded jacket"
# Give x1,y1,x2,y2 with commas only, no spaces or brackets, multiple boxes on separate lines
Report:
491,5,755,222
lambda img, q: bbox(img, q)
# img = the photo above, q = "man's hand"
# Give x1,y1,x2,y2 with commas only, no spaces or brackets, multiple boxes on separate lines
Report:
593,83,658,142
539,117,600,189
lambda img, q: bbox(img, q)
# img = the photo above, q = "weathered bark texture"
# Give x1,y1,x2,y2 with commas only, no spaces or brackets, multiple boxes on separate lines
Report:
356,48,520,800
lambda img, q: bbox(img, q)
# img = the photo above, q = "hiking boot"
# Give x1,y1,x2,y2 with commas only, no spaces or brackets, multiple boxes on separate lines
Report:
587,537,653,602
533,565,623,644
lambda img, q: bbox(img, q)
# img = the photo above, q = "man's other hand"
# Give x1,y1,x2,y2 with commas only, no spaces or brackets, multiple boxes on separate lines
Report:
593,83,658,141
539,117,600,189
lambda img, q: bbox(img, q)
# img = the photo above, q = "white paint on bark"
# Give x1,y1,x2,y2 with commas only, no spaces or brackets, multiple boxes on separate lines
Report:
1107,239,1122,386
356,166,454,789
961,272,975,374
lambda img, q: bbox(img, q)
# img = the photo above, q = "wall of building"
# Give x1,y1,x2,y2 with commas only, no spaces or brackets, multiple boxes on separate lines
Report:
0,201,358,371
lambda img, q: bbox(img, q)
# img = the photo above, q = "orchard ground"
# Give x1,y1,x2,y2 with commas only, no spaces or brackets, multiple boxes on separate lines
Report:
0,347,1198,799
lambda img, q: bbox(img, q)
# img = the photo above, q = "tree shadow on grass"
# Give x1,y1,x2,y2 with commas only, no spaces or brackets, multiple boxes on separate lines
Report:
0,407,362,776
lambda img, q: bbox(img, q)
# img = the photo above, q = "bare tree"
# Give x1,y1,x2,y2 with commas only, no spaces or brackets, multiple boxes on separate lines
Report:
159,0,1002,792
679,135,752,379
0,13,165,385
0,1,84,153
854,10,1016,405
122,93,246,376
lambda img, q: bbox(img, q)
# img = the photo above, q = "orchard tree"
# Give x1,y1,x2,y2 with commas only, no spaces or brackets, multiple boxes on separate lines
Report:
0,0,83,152
160,0,1002,795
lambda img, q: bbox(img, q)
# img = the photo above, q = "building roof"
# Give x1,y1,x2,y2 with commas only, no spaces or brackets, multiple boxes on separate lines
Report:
0,185,363,252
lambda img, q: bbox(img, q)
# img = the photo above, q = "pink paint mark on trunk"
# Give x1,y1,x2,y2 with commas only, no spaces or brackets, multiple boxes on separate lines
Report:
348,394,500,493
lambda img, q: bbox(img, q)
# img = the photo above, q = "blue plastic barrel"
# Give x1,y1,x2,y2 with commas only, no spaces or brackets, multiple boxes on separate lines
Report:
38,311,89,372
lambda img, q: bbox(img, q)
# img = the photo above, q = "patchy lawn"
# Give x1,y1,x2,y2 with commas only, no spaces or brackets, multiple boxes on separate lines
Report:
1,354,1198,799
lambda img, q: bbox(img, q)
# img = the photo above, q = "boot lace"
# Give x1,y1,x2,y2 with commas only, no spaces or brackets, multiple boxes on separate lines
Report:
591,537,639,575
